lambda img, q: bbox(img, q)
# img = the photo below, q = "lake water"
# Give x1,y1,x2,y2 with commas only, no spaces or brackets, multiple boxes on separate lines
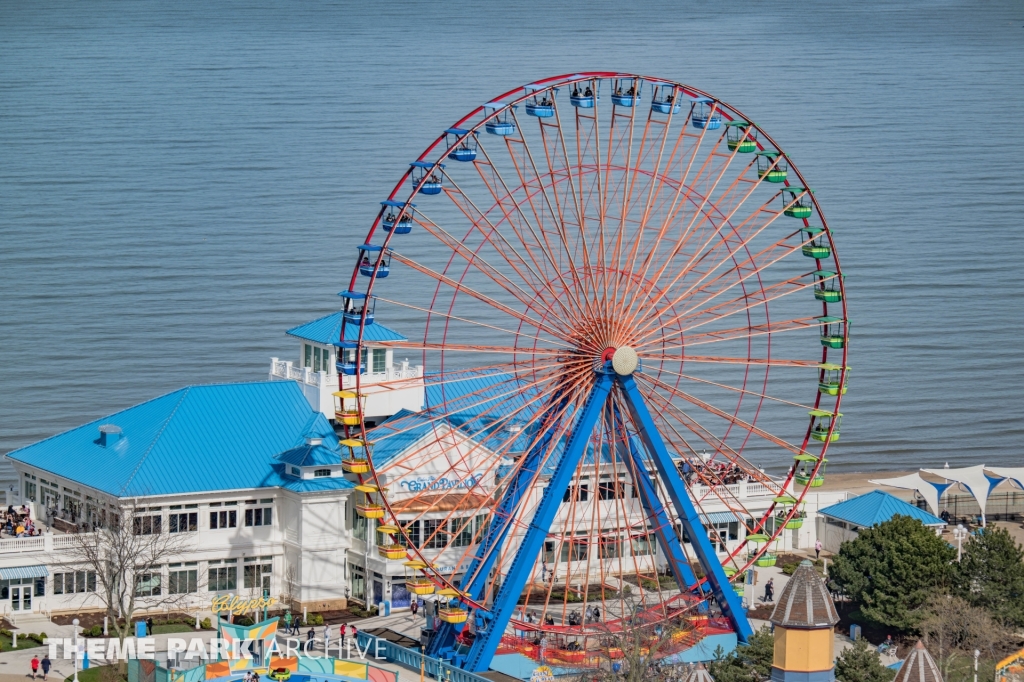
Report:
2,0,1023,473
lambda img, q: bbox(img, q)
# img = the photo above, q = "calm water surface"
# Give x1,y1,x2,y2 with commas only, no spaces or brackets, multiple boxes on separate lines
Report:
2,0,1023,473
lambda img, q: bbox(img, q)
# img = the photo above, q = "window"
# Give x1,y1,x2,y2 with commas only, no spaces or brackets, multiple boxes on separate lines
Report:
353,507,367,541
243,557,272,590
133,515,162,535
314,469,331,478
349,563,365,602
291,466,301,476
562,484,589,503
134,571,162,597
474,514,488,542
24,481,36,502
598,480,624,500
450,518,473,547
168,564,198,594
169,512,197,533
372,349,387,373
54,571,96,594
314,347,321,373
245,501,273,527
402,520,420,549
600,537,621,559
631,535,655,556
322,348,332,373
210,509,237,529
0,577,46,599
208,560,237,591
304,344,313,368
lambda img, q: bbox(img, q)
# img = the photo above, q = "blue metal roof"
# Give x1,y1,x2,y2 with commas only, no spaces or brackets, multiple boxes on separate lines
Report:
6,381,354,498
818,490,945,528
286,312,407,345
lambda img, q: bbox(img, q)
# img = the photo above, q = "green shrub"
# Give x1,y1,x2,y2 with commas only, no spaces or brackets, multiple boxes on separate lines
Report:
306,613,324,625
233,616,255,627
200,618,212,630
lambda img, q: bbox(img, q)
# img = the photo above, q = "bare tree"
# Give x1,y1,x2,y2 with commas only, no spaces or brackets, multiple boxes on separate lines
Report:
58,501,194,664
919,594,1009,680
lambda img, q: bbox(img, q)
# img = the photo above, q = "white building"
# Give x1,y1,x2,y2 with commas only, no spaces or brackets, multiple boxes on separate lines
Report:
0,315,846,618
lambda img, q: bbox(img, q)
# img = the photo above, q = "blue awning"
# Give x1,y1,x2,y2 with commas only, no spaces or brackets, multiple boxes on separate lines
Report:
701,511,740,525
0,565,48,580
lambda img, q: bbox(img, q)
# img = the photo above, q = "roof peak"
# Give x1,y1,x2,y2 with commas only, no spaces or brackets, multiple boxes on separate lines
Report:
769,561,839,629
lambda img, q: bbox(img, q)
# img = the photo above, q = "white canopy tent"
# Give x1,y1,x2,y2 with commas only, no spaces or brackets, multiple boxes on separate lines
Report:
921,465,1005,526
868,473,951,517
986,467,1024,491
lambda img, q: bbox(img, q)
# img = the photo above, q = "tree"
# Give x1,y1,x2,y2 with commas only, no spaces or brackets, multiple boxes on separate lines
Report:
60,502,193,672
954,527,1024,628
834,639,896,682
706,626,774,682
918,594,1008,681
828,515,955,632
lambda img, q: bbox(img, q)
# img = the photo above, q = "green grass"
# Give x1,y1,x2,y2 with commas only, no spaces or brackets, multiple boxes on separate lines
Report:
151,623,196,635
64,665,123,682
0,632,43,650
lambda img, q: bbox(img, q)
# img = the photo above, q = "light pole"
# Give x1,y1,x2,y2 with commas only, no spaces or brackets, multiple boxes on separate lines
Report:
974,649,980,682
954,524,969,562
72,618,80,682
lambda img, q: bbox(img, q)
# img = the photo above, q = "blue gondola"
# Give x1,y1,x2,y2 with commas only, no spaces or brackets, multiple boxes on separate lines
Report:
569,77,596,108
339,290,375,326
410,161,444,195
334,341,360,376
358,244,389,278
445,128,478,162
484,102,516,135
650,83,681,114
524,85,557,117
611,77,641,107
380,199,416,233
691,97,722,130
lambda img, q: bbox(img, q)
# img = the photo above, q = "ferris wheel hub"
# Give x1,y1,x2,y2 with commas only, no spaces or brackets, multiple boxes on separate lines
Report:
611,346,639,375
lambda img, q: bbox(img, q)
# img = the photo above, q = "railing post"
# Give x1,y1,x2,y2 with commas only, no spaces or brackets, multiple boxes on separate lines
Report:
738,479,748,499
270,357,279,378
44,533,53,552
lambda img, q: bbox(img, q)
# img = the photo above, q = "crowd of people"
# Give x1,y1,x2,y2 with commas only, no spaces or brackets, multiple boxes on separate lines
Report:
2,504,38,537
683,460,748,486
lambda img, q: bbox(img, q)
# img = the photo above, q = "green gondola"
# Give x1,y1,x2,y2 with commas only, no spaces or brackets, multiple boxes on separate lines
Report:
756,151,787,182
818,363,849,396
726,121,758,153
809,409,842,443
782,186,813,218
801,227,831,259
793,453,828,487
817,315,846,349
812,270,843,303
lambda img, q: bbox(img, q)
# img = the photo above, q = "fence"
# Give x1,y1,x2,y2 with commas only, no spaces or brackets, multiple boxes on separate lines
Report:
356,631,494,682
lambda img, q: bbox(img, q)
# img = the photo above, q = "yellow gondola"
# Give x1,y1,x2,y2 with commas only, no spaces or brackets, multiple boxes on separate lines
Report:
332,390,362,426
354,483,385,518
403,560,436,595
340,438,371,474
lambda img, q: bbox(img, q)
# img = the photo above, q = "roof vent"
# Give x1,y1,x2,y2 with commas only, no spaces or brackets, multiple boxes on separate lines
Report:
98,424,123,448
305,436,323,446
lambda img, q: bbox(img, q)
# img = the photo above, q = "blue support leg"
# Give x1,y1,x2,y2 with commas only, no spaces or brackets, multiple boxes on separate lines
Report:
616,409,700,592
461,371,615,672
427,390,575,659
616,373,754,642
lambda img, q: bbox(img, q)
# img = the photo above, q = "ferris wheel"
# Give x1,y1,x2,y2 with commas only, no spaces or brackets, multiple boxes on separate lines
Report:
334,72,848,671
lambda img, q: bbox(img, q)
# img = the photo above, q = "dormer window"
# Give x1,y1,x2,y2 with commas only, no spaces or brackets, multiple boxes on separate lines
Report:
314,469,331,478
290,466,301,476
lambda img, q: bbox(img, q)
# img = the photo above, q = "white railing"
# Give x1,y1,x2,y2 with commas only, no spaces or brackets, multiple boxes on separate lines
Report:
269,359,324,388
0,536,45,554
689,480,781,499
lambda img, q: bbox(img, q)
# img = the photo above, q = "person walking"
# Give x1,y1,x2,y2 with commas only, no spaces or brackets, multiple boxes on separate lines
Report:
410,599,418,616
40,655,51,681
146,617,154,636
31,655,40,679
306,627,316,652
814,540,823,560
764,578,775,603
323,624,331,653
283,611,293,634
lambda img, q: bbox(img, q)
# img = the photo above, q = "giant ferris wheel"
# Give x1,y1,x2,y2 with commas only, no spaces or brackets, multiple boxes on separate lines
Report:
333,72,848,671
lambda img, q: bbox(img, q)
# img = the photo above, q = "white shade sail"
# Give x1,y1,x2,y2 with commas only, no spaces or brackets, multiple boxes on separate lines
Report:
921,465,1004,524
868,473,951,516
985,467,1024,491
